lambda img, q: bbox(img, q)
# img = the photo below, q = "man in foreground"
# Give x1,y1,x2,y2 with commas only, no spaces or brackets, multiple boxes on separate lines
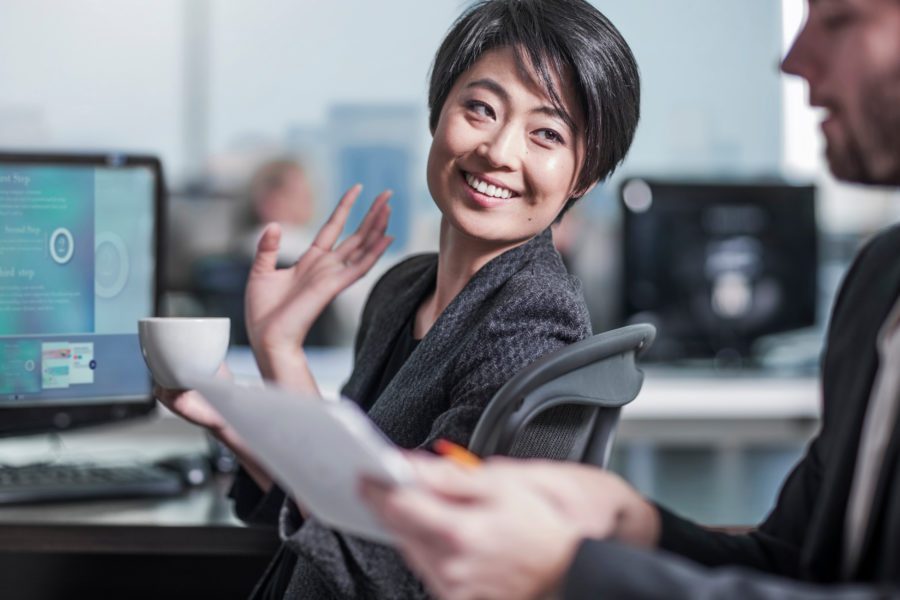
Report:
363,0,900,597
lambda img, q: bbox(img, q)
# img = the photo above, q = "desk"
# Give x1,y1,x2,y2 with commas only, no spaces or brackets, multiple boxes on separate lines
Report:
236,347,822,444
0,418,279,600
269,347,821,526
614,368,820,526
619,367,820,445
0,347,821,598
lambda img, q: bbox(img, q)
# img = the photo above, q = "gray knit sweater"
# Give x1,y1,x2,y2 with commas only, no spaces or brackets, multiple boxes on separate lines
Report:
244,228,592,599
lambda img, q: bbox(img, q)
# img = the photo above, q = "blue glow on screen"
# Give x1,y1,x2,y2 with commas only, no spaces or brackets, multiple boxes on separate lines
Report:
0,163,155,404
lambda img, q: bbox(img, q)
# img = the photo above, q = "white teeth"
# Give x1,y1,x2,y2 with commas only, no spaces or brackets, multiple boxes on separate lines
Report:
464,173,513,199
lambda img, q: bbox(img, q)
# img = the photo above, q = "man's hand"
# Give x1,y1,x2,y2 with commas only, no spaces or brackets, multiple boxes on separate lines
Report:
489,458,661,548
362,454,582,600
361,453,660,600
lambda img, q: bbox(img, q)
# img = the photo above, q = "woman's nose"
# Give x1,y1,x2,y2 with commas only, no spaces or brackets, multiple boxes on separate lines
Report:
476,126,521,170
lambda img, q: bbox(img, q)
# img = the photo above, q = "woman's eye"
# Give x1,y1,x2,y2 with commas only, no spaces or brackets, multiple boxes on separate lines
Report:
466,101,495,119
535,129,565,145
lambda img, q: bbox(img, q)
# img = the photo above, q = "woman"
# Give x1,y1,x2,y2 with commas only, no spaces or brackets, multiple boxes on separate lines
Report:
159,0,640,597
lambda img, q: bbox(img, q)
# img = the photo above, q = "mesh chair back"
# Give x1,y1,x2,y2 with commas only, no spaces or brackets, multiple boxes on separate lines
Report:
469,324,655,467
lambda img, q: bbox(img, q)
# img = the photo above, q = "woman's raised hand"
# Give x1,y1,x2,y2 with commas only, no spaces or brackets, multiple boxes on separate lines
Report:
245,184,392,373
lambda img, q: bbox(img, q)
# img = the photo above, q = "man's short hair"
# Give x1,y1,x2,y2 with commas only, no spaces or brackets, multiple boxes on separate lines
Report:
428,0,641,211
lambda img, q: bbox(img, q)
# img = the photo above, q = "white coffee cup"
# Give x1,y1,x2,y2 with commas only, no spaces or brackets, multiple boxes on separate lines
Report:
138,317,231,389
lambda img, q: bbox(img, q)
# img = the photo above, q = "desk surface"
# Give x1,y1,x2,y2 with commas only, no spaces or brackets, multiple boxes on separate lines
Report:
0,415,279,557
0,477,278,556
227,346,821,447
0,347,821,558
230,346,822,421
628,369,819,420
0,470,277,600
0,345,820,598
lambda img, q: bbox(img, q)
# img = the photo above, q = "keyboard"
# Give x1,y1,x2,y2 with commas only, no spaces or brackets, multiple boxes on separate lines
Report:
0,462,185,505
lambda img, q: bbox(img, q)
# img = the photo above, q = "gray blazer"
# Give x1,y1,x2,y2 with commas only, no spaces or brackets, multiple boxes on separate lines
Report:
273,228,592,598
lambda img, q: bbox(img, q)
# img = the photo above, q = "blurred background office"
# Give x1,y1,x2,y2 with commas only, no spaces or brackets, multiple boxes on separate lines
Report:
3,0,899,526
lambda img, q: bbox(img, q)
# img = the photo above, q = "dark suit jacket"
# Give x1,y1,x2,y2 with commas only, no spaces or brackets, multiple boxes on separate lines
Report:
234,229,592,599
564,224,900,598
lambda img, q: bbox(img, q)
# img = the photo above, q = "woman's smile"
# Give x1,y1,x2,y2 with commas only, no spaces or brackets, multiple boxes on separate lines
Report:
460,170,519,207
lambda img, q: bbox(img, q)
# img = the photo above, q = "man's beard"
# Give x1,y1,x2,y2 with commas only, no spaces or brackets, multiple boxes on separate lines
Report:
828,73,900,186
824,128,870,184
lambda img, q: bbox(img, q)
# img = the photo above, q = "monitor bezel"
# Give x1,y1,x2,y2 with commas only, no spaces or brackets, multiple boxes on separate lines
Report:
0,151,164,437
618,177,818,361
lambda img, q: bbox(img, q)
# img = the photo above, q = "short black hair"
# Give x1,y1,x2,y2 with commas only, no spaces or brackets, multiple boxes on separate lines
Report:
429,0,640,212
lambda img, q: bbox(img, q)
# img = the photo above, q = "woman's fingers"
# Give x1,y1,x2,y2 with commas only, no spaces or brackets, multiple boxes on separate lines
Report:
355,189,392,237
335,190,392,260
312,183,363,251
250,223,282,275
347,204,391,266
346,235,393,281
364,202,392,248
274,186,392,300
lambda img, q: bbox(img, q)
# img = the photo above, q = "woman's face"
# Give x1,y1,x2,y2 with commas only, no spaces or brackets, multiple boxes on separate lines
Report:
427,46,586,247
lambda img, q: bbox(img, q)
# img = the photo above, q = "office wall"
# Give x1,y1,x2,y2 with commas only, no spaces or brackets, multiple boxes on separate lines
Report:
604,0,783,179
0,1,185,170
1,1,783,188
208,0,786,199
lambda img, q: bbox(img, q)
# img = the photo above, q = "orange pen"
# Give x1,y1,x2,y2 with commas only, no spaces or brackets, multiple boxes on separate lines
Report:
434,439,482,468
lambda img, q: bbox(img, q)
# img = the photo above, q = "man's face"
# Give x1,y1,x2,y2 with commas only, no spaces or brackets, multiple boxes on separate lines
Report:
783,0,900,185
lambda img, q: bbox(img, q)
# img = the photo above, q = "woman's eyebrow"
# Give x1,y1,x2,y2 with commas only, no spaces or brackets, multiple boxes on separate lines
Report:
465,78,576,134
532,105,576,135
465,78,509,100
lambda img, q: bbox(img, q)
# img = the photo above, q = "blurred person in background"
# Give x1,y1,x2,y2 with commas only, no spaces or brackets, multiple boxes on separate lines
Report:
192,157,341,346
236,158,317,263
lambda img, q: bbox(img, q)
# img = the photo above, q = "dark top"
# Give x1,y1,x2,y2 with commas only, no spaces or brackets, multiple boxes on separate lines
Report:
563,224,900,598
257,316,421,599
369,316,422,409
233,229,592,599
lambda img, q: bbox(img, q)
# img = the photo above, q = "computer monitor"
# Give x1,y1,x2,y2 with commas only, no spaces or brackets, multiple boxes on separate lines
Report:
620,178,817,362
0,152,163,436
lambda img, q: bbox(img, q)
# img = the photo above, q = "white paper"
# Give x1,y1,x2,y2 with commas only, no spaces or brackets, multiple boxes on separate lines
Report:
191,377,413,544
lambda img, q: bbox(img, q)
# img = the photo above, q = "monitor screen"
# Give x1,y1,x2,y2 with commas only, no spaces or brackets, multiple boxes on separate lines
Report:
620,179,817,362
0,153,162,436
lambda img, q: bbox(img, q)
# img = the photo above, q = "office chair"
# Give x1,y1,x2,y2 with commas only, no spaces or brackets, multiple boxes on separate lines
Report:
468,323,655,468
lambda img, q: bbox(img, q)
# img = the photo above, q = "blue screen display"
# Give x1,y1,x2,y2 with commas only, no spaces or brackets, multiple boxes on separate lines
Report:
0,162,155,405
